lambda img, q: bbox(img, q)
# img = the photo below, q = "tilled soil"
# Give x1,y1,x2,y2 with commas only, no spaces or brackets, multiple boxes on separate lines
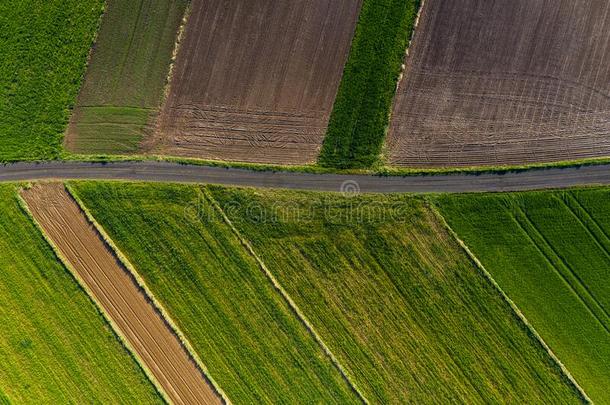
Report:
149,0,362,165
387,0,610,168
21,183,221,405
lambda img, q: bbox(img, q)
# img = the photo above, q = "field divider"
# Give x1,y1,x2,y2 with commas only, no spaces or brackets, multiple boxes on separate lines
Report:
512,206,610,332
65,182,231,404
201,187,369,404
16,184,171,404
144,1,191,154
429,202,591,404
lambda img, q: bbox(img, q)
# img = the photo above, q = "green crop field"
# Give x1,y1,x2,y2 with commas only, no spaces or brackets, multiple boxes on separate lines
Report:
206,187,582,403
0,0,104,161
436,189,610,404
0,185,160,403
70,182,358,404
66,0,188,154
319,0,420,169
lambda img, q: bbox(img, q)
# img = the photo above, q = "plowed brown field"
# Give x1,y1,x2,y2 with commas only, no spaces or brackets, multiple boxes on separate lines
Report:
21,183,221,405
387,0,610,168
149,0,362,165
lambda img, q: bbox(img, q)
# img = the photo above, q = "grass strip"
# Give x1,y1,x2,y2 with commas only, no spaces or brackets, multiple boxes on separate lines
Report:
318,0,420,169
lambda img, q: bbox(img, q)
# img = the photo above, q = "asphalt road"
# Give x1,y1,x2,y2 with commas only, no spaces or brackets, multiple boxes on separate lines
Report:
2,161,610,193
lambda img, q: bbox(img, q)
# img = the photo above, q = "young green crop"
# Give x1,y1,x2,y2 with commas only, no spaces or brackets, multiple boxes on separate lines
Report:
319,0,420,169
70,181,359,404
0,0,104,161
0,185,160,403
436,189,610,404
208,186,582,403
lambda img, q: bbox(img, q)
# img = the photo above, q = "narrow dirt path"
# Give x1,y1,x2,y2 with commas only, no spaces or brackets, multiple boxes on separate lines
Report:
21,183,221,405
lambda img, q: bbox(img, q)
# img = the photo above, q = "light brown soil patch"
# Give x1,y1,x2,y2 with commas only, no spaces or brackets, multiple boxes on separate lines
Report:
387,0,610,168
148,0,362,165
21,183,221,405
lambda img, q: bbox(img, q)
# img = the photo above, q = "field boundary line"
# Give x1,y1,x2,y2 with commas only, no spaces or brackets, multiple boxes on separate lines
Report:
65,182,231,404
512,206,610,331
15,184,170,404
63,0,107,151
202,188,369,404
563,193,610,259
429,203,591,404
145,1,192,153
380,0,425,165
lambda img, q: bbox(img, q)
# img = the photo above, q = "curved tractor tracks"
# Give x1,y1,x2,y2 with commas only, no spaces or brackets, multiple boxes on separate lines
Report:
2,161,610,193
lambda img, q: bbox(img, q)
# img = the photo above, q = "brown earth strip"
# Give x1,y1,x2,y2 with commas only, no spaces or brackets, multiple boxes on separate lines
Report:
387,0,610,168
21,183,221,405
148,0,362,165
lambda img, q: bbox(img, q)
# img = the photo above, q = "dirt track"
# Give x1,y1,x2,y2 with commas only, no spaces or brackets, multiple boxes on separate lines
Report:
21,183,221,405
150,0,361,165
388,0,610,168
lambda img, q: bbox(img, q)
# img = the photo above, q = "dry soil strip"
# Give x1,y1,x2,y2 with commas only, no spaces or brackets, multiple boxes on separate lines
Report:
21,183,221,405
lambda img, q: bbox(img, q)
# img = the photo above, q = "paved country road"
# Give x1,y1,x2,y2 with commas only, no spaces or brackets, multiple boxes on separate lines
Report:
2,161,610,193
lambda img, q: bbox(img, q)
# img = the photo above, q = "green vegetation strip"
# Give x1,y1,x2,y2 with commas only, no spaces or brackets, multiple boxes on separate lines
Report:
208,187,581,403
70,182,358,404
60,152,610,178
319,0,420,169
0,0,104,161
436,189,610,404
67,0,188,154
0,185,160,403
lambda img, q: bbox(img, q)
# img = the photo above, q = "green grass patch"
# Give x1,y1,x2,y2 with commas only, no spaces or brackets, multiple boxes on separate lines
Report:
436,189,610,404
0,0,104,161
207,187,582,403
0,184,160,403
70,182,359,404
67,0,188,154
318,0,420,169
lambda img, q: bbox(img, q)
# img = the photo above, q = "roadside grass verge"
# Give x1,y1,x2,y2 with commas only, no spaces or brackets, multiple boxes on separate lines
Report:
70,181,359,404
207,186,582,403
65,0,188,155
0,184,160,403
56,151,610,178
436,189,610,404
0,0,104,161
318,0,421,169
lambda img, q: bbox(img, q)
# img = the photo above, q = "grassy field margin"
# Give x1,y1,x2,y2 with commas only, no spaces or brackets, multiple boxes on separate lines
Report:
55,152,610,178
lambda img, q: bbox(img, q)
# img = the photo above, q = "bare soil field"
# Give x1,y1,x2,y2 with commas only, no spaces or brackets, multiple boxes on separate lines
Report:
387,0,610,168
21,183,220,405
149,0,362,164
